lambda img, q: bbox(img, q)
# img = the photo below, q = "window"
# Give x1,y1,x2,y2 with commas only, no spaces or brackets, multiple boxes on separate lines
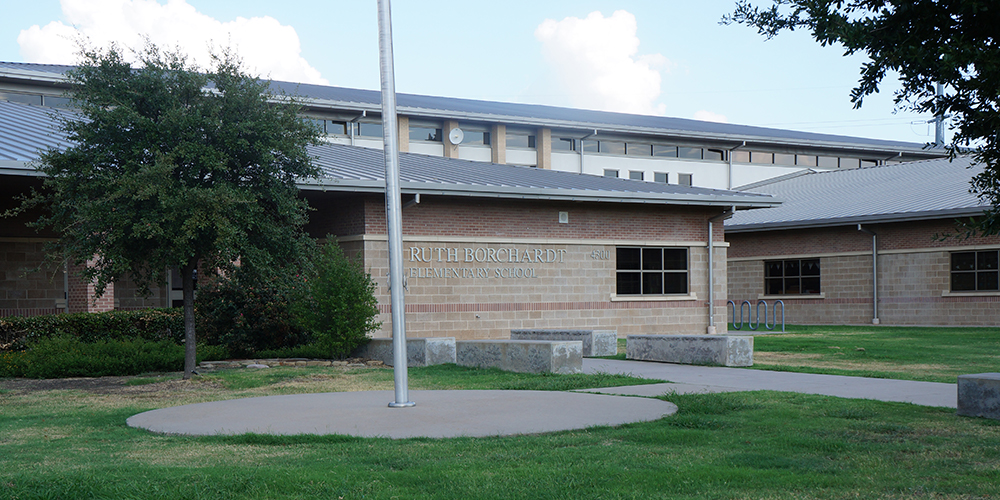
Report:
582,140,599,153
603,169,619,178
751,151,773,164
654,172,668,183
357,122,383,138
506,132,536,148
601,141,626,155
773,153,796,166
764,259,820,295
652,145,678,157
796,155,818,167
817,156,839,168
860,159,879,168
627,143,652,156
410,126,442,142
840,158,861,169
461,130,490,146
616,247,688,295
704,149,725,161
678,147,702,159
951,250,999,292
678,173,693,186
629,171,643,181
731,150,750,163
0,92,43,106
553,138,575,151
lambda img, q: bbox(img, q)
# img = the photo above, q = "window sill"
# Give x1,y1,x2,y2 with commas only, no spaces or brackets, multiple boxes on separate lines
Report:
757,293,825,300
611,293,698,302
941,290,1000,297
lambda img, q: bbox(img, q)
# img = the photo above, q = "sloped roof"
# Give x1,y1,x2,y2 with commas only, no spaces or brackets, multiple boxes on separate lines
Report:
0,98,776,208
0,61,939,156
726,156,987,231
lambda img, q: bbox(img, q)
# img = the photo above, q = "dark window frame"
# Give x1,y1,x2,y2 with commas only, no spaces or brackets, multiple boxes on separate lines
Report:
616,247,689,296
764,258,821,295
951,250,1000,292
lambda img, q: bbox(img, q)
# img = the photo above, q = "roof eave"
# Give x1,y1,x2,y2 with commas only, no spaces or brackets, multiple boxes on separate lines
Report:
726,207,990,232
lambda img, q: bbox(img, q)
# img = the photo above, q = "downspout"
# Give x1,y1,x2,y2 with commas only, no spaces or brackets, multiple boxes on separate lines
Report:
727,141,746,190
857,224,880,324
577,129,597,174
350,110,366,147
707,207,735,334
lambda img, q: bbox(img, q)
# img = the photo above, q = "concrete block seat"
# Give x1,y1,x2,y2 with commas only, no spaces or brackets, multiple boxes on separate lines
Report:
626,334,754,367
353,337,456,367
510,329,618,357
456,339,583,374
957,373,1000,420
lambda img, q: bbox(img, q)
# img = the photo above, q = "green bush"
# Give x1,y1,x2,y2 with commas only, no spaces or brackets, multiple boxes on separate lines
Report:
195,265,311,357
0,309,183,352
292,241,379,359
0,335,186,379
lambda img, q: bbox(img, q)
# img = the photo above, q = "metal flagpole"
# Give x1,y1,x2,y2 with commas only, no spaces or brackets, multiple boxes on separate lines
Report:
377,0,414,408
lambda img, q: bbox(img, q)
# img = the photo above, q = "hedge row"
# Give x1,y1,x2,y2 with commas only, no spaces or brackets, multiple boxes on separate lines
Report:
0,309,183,352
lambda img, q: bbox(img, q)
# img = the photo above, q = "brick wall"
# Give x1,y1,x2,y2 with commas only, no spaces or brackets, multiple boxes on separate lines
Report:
0,240,65,316
727,219,1000,326
335,196,731,340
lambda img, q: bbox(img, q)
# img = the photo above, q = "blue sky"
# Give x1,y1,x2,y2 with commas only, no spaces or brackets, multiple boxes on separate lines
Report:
0,1,942,144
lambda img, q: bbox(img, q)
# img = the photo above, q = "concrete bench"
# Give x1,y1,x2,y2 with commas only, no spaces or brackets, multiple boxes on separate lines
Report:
352,337,456,367
456,340,583,374
510,329,618,357
957,373,1000,420
626,335,753,367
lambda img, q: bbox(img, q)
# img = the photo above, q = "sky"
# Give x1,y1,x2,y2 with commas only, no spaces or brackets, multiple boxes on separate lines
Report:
0,0,946,144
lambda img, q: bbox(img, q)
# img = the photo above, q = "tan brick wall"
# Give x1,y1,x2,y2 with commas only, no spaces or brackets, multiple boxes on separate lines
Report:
727,219,1000,326
363,238,727,339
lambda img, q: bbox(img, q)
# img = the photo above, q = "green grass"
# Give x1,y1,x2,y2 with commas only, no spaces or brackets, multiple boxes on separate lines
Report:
1,365,998,499
748,325,1000,383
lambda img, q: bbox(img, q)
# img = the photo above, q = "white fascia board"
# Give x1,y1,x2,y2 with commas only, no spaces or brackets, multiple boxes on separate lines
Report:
0,160,42,176
297,178,781,208
726,207,990,232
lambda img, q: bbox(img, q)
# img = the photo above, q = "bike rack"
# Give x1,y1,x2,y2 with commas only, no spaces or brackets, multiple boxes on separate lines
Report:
728,299,785,332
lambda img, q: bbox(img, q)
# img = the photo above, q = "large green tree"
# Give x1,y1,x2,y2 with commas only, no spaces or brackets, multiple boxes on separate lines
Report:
724,0,1000,235
23,43,320,378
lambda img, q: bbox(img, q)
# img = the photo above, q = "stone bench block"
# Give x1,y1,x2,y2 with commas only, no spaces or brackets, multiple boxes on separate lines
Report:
957,373,1000,420
456,340,582,374
352,337,456,367
510,329,618,357
626,335,754,367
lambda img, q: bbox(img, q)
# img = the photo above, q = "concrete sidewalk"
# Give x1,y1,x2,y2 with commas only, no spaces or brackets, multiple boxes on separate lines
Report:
127,359,957,439
580,359,957,408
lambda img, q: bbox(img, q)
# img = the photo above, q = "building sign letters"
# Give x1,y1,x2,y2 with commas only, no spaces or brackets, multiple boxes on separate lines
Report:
407,246,567,280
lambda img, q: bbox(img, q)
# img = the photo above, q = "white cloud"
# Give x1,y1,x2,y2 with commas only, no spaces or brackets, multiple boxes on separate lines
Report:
535,10,667,116
693,110,728,123
17,0,327,85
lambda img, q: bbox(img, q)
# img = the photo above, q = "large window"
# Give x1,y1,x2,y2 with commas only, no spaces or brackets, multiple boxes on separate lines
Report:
765,259,820,295
409,126,442,142
951,250,1000,292
617,247,688,295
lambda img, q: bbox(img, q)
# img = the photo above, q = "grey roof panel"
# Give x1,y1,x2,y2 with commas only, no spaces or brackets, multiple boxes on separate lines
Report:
1,61,936,154
726,156,987,230
0,96,776,208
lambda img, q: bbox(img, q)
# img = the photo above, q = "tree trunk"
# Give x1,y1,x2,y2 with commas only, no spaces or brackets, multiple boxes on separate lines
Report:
182,259,197,380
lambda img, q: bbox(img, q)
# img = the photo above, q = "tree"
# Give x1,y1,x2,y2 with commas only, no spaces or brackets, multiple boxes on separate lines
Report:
291,240,380,359
723,1,1000,235
21,43,320,378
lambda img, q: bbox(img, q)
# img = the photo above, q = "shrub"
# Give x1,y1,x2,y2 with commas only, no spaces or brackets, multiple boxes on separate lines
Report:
195,265,311,357
0,309,183,352
0,335,187,379
292,241,379,359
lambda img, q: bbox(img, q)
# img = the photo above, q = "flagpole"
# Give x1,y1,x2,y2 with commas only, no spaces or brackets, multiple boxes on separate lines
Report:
376,0,414,408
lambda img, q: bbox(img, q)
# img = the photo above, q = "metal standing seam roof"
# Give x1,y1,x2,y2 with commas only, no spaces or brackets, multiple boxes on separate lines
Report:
0,61,938,156
725,156,988,231
0,97,777,208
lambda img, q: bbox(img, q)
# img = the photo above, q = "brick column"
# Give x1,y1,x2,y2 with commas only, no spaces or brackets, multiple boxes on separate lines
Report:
66,260,115,313
491,123,506,164
443,119,459,158
536,127,552,169
397,115,409,153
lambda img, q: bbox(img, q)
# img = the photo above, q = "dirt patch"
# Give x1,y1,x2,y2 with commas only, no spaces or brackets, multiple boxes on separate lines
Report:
0,375,152,394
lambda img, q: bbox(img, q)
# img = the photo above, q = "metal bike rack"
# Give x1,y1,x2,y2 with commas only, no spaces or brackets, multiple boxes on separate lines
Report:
728,299,785,332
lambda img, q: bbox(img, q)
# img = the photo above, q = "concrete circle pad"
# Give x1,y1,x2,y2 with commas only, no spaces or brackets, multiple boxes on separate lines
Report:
126,390,677,439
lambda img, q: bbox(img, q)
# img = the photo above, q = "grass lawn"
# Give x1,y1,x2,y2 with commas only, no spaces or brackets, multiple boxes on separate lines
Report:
748,325,1000,383
2,364,1000,499
608,325,1000,383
